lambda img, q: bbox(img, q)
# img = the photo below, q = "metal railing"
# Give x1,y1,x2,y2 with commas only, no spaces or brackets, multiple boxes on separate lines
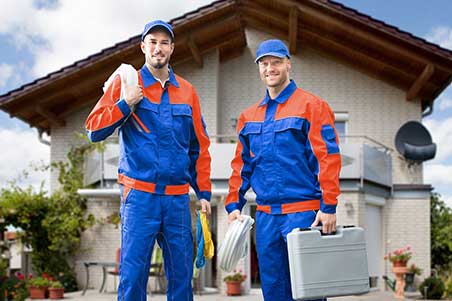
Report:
84,135,393,188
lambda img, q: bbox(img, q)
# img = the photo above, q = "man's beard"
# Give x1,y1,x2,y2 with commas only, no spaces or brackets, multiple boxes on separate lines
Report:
150,56,169,69
265,72,288,88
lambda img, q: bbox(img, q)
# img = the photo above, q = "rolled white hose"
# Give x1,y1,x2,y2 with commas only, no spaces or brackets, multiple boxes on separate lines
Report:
103,63,138,111
218,215,255,272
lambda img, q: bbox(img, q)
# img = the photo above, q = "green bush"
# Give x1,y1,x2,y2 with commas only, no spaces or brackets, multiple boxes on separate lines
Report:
50,280,63,289
419,276,445,299
443,275,452,298
0,138,98,293
0,257,8,278
54,270,78,292
1,275,28,301
27,276,51,288
431,193,452,270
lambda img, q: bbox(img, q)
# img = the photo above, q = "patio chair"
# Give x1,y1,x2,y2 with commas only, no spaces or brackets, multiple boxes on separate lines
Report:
103,246,166,294
147,245,166,295
104,248,121,292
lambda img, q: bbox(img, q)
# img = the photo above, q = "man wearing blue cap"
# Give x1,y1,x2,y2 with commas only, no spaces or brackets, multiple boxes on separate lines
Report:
225,39,341,301
86,20,212,301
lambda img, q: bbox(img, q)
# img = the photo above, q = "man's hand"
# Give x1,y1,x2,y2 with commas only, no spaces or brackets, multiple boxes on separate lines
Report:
123,77,143,107
200,199,211,215
311,211,337,234
228,209,243,224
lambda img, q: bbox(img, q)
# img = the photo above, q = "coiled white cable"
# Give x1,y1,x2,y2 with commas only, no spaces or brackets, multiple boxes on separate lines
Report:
218,215,255,272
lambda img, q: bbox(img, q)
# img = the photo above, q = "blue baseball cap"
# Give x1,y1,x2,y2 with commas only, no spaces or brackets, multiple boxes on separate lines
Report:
255,39,290,63
141,20,174,41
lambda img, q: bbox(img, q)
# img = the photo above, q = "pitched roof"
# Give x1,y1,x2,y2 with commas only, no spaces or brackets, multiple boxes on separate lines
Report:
1,0,451,132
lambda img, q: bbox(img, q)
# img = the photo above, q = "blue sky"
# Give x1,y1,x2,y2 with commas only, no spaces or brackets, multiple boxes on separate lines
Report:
0,0,451,206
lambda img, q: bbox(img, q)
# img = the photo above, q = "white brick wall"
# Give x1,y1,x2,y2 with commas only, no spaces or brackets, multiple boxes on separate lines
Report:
336,192,361,227
50,104,92,192
175,49,220,136
73,197,121,291
383,197,431,281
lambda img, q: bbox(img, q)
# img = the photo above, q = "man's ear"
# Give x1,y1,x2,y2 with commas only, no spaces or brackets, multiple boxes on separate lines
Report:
140,41,146,54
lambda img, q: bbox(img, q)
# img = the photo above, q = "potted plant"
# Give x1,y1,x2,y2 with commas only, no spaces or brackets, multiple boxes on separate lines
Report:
49,280,64,299
405,263,422,292
384,246,412,267
27,276,51,299
1,272,28,301
223,270,246,296
419,276,445,299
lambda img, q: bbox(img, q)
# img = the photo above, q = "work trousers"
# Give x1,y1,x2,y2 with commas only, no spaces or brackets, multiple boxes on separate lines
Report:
118,187,193,301
256,210,326,301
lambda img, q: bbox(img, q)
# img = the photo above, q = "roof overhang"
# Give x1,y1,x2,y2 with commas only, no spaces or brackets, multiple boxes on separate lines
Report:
1,0,452,133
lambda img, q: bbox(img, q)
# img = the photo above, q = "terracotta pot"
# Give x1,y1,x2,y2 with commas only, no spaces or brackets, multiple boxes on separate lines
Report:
49,287,65,299
226,281,242,296
393,261,408,267
28,286,47,299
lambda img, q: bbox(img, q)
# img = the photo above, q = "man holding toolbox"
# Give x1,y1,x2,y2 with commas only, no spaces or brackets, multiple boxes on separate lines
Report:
225,39,341,301
86,20,212,301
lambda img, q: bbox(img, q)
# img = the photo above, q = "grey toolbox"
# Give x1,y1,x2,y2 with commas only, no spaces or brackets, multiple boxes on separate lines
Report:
287,226,370,300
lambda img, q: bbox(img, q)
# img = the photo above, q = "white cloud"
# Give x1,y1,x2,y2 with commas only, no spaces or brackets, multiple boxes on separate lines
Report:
437,97,452,111
424,164,452,208
0,63,14,88
424,164,452,186
425,26,452,50
0,0,213,78
0,128,49,191
423,117,452,162
443,195,452,209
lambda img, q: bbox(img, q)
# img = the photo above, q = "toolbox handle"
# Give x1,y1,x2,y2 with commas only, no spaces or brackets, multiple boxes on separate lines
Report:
295,225,355,236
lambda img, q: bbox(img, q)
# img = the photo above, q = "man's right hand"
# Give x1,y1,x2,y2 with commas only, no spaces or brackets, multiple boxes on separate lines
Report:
123,78,143,107
228,209,243,224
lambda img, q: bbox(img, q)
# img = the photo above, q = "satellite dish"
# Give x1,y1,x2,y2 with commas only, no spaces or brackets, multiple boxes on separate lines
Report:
394,121,436,162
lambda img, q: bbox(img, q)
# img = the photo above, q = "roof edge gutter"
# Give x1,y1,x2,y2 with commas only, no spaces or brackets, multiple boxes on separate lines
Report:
38,129,50,146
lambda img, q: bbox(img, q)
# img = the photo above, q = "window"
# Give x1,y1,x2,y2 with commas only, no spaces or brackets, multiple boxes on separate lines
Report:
334,112,348,143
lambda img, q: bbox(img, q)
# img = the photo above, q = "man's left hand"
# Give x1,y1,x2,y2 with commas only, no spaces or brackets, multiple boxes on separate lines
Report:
200,199,211,215
311,211,337,234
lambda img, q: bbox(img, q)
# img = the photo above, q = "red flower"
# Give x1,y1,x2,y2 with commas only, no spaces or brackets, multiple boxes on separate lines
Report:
15,272,25,280
42,273,53,281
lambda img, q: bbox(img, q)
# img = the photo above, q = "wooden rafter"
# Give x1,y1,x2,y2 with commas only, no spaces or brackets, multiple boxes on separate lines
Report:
35,105,66,127
406,64,435,101
288,7,298,54
187,36,203,68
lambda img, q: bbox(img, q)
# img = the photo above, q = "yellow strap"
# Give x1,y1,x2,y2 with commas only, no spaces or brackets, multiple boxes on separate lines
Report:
200,211,215,259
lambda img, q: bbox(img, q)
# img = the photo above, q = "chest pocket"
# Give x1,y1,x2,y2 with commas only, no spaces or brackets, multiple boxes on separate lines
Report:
274,117,308,152
241,122,262,158
172,104,193,147
130,99,159,133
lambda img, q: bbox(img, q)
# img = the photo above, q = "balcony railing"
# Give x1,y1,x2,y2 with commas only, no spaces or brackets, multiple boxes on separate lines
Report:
84,135,392,188
339,136,393,187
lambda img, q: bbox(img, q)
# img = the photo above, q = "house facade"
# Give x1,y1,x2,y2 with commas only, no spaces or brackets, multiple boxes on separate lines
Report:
1,0,452,295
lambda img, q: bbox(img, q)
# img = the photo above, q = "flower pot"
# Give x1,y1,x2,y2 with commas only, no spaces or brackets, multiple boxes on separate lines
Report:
226,281,242,296
28,286,47,299
49,287,65,299
393,261,407,267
